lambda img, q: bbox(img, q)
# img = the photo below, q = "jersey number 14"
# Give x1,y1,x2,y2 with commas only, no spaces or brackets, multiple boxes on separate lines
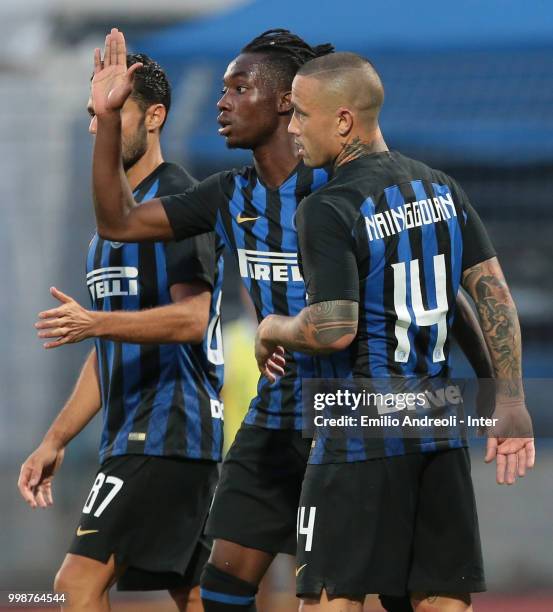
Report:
392,253,448,363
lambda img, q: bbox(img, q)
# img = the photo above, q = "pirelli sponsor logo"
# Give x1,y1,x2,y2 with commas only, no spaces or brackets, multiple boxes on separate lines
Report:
365,191,457,242
87,266,139,300
237,249,302,282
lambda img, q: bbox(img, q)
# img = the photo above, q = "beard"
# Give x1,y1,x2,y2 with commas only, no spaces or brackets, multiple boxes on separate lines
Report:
122,122,148,171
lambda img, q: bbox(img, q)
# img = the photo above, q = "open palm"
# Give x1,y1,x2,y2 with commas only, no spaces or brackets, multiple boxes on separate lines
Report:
91,28,142,114
18,444,65,508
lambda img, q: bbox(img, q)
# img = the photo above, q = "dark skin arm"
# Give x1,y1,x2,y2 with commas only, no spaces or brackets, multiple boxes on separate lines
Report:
462,256,535,484
255,300,358,381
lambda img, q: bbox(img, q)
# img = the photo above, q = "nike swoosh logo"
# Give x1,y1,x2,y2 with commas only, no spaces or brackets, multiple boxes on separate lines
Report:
76,526,99,537
236,214,260,224
295,564,307,577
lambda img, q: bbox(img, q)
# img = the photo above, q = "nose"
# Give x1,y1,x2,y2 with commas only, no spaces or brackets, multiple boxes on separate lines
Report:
217,90,231,111
288,112,299,135
89,116,97,135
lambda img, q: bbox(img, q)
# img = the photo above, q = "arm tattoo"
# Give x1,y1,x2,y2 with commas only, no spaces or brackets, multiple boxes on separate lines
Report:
451,291,493,377
334,136,387,168
464,263,522,396
294,300,358,353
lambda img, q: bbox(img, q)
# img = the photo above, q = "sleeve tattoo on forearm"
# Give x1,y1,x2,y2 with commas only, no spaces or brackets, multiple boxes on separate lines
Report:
294,300,358,352
464,264,522,395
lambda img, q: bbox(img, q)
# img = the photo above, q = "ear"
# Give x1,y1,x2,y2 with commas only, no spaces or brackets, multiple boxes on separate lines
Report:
336,108,354,137
145,104,167,132
277,91,292,114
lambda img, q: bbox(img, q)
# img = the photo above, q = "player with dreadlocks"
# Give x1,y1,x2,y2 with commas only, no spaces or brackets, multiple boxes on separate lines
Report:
89,28,491,611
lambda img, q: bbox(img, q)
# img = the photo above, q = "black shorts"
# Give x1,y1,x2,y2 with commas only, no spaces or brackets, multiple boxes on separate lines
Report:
296,448,486,598
205,423,311,555
68,454,218,591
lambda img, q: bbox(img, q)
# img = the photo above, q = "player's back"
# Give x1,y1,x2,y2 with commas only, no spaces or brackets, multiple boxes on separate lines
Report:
298,151,496,463
299,150,492,379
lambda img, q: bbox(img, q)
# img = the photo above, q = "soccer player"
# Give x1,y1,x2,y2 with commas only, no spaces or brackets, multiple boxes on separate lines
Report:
88,29,492,612
18,53,224,611
255,52,535,612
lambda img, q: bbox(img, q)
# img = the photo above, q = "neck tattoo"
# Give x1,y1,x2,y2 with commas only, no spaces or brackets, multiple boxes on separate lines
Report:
334,136,386,168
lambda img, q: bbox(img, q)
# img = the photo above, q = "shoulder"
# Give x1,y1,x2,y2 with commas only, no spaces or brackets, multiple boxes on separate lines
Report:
156,162,198,196
199,166,253,197
299,187,343,215
388,151,440,183
296,186,358,240
391,152,469,200
165,168,240,203
158,163,251,194
299,168,366,218
403,155,462,192
426,165,470,207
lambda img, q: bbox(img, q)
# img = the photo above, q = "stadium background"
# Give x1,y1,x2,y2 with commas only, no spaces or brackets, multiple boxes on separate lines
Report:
0,0,551,610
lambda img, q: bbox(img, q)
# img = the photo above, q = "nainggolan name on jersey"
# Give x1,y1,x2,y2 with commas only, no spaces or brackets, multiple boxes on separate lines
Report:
237,249,302,282
365,191,457,242
87,266,139,300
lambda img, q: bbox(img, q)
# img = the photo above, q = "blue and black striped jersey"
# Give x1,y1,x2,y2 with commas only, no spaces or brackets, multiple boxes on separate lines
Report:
295,152,496,463
87,162,225,463
162,163,331,429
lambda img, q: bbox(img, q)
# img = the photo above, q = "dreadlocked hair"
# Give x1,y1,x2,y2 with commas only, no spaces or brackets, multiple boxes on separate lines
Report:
241,28,334,90
126,53,171,130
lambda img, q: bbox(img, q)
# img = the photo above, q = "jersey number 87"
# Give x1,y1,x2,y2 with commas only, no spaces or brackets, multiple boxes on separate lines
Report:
82,472,124,518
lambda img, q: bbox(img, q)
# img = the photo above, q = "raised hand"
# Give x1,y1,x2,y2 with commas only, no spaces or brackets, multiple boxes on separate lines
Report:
18,443,65,509
91,27,143,116
35,287,96,349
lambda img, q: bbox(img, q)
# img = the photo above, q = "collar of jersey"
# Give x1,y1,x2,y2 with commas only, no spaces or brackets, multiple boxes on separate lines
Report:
255,161,303,192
